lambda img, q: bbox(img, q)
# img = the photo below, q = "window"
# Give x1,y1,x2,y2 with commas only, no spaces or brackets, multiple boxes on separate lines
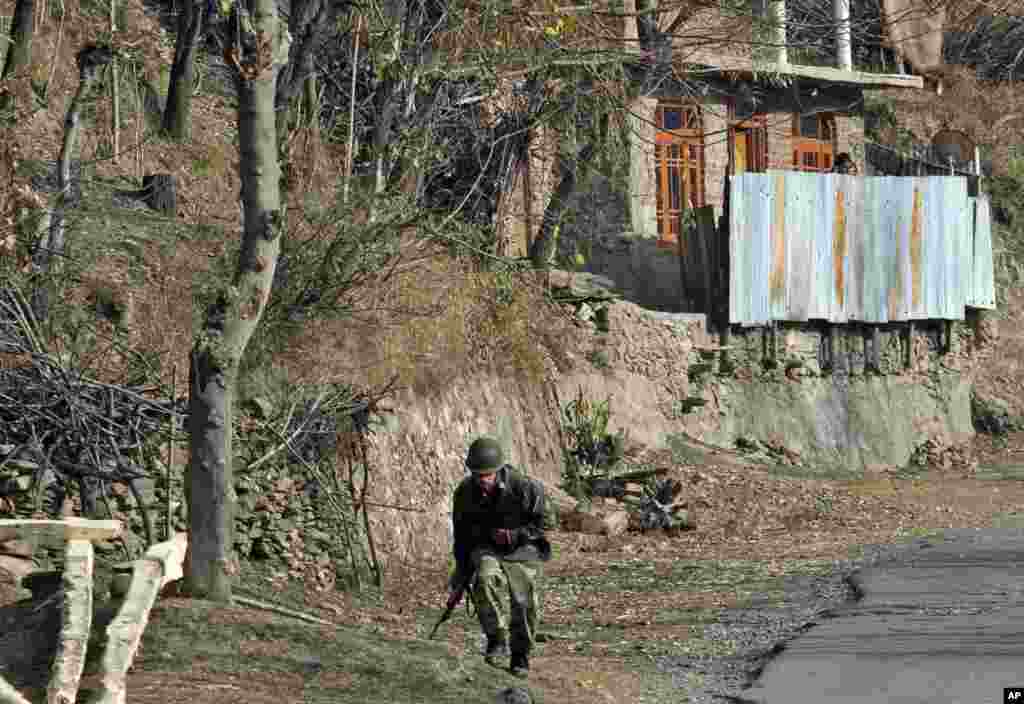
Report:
655,103,705,248
732,114,768,174
792,113,836,172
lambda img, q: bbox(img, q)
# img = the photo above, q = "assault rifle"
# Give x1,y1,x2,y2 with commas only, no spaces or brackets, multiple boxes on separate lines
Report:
429,567,476,639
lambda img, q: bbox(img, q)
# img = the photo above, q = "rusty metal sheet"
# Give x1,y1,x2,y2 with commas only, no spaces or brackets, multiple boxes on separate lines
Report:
969,196,996,309
769,171,787,321
783,171,810,321
727,173,977,326
728,175,746,325
809,174,835,321
891,176,915,321
945,178,966,319
860,176,884,322
908,179,925,318
831,175,850,322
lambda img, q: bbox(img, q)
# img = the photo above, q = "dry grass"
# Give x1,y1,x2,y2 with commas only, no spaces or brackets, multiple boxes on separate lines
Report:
275,253,572,396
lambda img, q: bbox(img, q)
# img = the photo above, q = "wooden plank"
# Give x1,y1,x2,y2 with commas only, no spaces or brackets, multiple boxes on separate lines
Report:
695,206,717,319
46,539,94,704
93,534,188,704
0,519,123,545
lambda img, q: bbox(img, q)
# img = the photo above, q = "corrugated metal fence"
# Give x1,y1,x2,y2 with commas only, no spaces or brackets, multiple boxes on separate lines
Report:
729,171,995,326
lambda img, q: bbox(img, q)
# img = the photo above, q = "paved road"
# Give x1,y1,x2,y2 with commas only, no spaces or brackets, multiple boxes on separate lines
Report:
745,529,1024,704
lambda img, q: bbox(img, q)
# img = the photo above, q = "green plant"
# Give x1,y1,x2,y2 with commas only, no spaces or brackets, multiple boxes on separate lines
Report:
560,385,624,499
587,348,610,369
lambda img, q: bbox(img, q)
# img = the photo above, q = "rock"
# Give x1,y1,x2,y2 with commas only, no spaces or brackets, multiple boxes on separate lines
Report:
495,686,532,704
972,393,1016,435
601,510,630,536
0,539,33,558
562,507,630,536
561,508,606,535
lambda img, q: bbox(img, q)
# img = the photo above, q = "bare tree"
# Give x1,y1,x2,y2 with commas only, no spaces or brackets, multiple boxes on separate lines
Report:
185,0,287,601
162,0,208,139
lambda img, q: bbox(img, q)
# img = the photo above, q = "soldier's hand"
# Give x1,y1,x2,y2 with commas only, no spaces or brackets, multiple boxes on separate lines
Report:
492,528,515,546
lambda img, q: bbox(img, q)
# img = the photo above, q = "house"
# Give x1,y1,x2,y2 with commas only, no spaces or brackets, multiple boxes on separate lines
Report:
501,0,994,331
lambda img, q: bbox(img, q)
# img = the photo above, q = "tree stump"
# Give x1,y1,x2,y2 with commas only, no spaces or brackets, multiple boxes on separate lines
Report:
140,174,176,217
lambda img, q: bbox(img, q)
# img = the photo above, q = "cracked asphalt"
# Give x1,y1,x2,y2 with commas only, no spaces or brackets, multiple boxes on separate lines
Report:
697,529,1024,704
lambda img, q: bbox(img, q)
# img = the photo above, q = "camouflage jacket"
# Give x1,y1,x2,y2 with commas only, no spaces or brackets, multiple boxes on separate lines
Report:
452,465,551,580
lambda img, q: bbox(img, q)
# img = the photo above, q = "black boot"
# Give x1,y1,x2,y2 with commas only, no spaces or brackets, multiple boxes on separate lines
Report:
509,652,529,678
484,634,508,668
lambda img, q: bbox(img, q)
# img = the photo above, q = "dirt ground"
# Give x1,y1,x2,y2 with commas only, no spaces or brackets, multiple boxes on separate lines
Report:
6,432,1023,704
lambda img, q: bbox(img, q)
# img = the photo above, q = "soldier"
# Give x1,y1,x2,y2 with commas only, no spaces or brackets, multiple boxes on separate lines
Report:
449,436,552,678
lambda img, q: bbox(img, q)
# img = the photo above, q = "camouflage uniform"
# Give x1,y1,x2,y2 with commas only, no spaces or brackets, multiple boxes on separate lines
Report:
451,464,551,660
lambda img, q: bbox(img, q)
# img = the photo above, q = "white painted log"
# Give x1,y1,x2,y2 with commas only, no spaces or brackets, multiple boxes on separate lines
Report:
46,539,94,704
91,533,188,704
0,676,32,704
0,519,122,546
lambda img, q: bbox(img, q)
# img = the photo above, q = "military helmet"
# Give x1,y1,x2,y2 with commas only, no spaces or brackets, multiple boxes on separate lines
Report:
465,436,504,473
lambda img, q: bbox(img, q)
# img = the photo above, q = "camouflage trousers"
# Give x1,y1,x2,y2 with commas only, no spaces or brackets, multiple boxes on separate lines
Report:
471,554,543,656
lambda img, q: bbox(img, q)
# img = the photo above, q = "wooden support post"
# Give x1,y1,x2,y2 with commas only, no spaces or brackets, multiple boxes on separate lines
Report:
830,324,843,373
46,539,94,704
94,534,188,704
763,322,778,368
870,325,881,373
821,323,833,372
942,320,953,355
904,321,914,368
720,325,733,372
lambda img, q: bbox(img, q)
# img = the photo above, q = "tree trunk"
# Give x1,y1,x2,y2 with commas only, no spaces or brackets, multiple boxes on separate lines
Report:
1,0,35,81
162,0,205,140
32,44,112,322
185,0,284,602
301,72,317,129
528,144,593,268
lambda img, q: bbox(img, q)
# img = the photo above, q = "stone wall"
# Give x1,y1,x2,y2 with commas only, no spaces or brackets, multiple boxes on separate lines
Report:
362,294,981,564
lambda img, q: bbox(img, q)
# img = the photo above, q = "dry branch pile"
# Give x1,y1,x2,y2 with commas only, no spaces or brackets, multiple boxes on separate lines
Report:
0,289,178,554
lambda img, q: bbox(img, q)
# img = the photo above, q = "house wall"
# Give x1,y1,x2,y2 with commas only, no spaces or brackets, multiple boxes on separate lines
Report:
557,84,868,314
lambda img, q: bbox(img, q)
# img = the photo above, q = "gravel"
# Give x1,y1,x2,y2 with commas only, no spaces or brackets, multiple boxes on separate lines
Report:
657,537,935,703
